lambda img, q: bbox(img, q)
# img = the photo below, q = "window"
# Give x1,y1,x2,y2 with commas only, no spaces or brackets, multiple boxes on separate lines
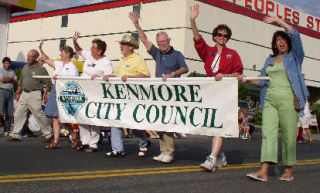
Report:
61,15,68,27
252,64,256,70
59,39,66,50
133,4,141,18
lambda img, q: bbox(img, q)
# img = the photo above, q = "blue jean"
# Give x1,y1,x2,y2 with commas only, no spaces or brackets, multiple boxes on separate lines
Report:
110,127,148,152
0,89,14,132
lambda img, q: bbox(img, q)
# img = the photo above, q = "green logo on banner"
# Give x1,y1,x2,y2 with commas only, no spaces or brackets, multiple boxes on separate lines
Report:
58,81,87,117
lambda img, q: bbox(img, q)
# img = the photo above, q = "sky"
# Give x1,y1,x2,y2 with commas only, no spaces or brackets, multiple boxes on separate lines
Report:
12,0,320,18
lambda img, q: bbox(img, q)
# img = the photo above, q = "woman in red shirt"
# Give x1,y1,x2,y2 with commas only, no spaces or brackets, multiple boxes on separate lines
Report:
190,4,243,171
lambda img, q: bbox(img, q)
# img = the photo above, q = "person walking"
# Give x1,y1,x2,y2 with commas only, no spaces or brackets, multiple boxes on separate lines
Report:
104,34,151,158
242,16,309,182
190,4,243,171
73,32,113,152
39,39,79,149
129,11,189,163
8,49,53,142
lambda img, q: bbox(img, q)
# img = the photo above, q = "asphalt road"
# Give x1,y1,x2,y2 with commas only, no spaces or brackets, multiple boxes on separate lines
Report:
0,129,319,193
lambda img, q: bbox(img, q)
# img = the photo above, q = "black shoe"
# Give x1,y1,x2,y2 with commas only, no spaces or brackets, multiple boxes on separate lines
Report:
105,151,125,158
147,139,151,147
76,144,89,151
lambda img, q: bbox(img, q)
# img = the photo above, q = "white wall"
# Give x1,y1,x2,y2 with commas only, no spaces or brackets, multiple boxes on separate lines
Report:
0,5,9,65
6,0,320,87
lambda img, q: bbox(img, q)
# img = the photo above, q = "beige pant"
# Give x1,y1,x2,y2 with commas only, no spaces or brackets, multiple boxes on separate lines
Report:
159,132,174,156
11,91,52,139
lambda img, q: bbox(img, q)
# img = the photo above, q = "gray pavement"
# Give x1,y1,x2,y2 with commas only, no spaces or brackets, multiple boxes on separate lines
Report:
0,127,319,193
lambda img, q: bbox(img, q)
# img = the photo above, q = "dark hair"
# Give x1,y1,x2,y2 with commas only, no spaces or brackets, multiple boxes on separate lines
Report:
61,46,74,58
92,39,107,55
212,24,232,41
271,31,292,57
2,57,11,64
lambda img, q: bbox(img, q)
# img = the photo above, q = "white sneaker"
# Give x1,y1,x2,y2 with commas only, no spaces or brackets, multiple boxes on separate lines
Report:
153,153,164,162
160,155,173,163
200,156,217,171
138,147,148,157
216,154,227,168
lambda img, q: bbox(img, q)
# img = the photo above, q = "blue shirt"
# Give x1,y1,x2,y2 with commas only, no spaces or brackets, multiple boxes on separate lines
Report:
259,28,309,110
148,45,188,78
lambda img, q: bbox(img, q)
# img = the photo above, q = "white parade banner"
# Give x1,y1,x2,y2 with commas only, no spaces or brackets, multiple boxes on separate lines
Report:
55,77,240,137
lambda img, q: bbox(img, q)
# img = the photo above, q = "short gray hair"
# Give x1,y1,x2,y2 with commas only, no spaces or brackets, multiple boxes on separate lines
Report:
30,49,40,58
156,32,170,40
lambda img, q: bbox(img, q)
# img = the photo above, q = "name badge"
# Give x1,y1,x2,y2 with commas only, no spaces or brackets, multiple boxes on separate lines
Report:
126,63,130,68
227,54,232,58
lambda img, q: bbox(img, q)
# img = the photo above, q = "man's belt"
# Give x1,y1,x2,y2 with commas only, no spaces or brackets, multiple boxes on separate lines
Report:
23,89,40,93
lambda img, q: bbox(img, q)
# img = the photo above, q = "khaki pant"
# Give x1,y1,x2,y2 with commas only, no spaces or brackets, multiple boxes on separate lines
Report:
11,91,52,139
159,132,174,156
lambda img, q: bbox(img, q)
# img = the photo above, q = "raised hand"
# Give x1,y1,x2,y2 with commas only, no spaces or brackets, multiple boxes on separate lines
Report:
190,4,200,20
129,11,139,25
263,16,280,24
39,39,46,48
73,31,80,42
263,16,291,31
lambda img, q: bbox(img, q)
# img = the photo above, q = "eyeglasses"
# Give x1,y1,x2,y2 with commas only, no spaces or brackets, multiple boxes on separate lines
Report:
216,33,229,38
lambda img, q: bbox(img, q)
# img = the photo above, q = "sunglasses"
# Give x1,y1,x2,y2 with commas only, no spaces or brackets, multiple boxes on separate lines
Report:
216,33,229,38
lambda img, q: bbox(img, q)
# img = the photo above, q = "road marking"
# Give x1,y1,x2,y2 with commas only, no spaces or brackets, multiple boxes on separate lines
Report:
0,159,319,183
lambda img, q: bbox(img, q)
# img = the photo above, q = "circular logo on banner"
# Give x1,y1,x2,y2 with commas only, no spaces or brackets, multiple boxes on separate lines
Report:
58,81,87,117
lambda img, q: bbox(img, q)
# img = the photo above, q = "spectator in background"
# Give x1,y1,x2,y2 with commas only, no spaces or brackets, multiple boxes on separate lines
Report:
239,108,252,140
297,100,312,144
7,49,53,142
0,57,17,136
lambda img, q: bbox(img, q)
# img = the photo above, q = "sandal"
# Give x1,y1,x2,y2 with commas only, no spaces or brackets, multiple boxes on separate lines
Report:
85,147,97,153
45,142,61,149
280,176,294,182
123,134,133,138
247,173,268,182
71,133,79,149
76,144,89,151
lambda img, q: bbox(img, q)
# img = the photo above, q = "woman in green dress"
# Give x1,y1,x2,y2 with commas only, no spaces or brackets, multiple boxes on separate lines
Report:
240,16,309,182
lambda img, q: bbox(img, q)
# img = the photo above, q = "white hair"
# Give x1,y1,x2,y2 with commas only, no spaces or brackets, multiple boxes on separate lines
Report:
156,31,170,40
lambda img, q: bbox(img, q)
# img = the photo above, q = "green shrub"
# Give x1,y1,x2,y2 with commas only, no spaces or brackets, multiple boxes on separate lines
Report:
13,67,23,92
187,71,206,77
252,109,262,125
